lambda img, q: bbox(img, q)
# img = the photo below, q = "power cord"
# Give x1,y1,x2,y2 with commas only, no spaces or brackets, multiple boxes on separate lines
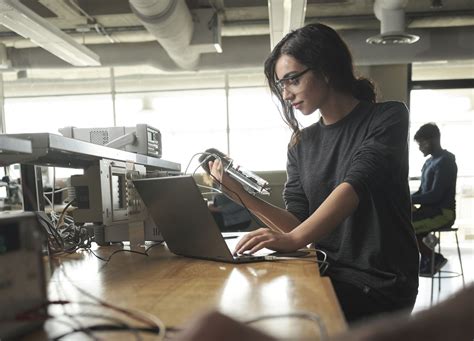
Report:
8,299,164,341
88,248,148,263
86,241,164,265
263,248,329,275
243,311,328,341
55,264,166,340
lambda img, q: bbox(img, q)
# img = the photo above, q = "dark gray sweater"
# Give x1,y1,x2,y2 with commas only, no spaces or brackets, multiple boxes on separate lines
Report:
284,101,419,304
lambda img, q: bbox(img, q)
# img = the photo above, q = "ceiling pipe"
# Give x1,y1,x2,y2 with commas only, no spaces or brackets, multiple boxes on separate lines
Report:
0,12,473,47
6,27,474,72
128,0,200,69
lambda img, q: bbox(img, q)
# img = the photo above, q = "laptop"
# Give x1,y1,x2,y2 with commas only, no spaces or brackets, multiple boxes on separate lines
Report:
133,175,270,263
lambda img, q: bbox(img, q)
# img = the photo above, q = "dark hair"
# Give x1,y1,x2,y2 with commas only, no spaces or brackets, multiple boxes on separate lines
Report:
414,123,441,141
264,23,376,144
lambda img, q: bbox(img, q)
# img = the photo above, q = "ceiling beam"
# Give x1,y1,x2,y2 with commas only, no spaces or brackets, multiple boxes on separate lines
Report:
0,0,100,66
268,0,306,49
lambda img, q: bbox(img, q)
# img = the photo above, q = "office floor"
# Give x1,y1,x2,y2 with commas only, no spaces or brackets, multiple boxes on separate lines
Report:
413,239,473,314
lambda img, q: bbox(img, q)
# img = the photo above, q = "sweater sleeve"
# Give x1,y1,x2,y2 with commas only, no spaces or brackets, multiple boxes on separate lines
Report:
344,102,409,201
283,146,308,222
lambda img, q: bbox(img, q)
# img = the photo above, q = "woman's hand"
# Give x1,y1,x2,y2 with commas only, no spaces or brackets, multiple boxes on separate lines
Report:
208,159,244,197
234,228,298,255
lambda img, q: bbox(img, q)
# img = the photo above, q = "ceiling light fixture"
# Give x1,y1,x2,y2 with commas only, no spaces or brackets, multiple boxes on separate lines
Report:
0,0,101,66
366,0,419,45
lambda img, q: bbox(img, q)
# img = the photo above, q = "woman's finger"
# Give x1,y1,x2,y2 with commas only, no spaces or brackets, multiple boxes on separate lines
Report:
233,229,261,254
233,232,256,254
249,240,272,254
235,231,270,254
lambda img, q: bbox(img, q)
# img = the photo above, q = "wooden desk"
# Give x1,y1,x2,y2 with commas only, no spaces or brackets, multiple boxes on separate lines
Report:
38,244,346,340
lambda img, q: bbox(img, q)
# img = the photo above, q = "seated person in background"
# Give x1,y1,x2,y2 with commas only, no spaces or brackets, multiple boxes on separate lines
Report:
411,123,457,276
208,193,252,232
202,173,253,232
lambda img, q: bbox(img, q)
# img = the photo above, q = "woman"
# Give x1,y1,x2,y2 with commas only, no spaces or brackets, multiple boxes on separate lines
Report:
209,23,419,323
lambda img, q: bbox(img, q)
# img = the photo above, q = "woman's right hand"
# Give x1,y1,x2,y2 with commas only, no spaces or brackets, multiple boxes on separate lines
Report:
208,159,244,198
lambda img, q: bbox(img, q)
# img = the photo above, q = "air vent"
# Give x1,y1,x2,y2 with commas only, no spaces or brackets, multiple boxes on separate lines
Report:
368,0,420,45
366,32,420,45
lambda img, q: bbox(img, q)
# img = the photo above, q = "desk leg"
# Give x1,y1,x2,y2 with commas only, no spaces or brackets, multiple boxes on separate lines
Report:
21,164,45,211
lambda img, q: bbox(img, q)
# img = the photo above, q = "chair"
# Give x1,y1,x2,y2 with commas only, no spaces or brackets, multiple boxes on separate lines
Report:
428,224,465,305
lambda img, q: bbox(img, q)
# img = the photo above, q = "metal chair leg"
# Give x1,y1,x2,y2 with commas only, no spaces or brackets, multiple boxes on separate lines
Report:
438,231,441,294
430,246,435,305
455,231,465,287
427,227,464,306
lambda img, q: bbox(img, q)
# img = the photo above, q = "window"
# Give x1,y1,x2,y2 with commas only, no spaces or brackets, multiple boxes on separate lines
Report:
4,95,114,134
115,90,227,170
228,87,289,170
409,87,474,237
228,87,319,171
409,88,474,178
2,69,320,172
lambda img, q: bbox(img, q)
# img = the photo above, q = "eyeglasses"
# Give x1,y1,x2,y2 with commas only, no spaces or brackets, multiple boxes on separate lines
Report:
275,68,311,93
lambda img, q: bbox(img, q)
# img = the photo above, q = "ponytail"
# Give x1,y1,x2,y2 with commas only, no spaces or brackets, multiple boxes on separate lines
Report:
351,78,376,103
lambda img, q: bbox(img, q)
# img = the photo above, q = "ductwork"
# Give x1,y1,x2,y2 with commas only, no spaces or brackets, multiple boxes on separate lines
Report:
128,0,200,70
6,26,474,71
367,0,419,44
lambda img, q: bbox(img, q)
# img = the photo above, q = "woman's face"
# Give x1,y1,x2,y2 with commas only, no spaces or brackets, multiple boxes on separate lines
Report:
274,54,329,115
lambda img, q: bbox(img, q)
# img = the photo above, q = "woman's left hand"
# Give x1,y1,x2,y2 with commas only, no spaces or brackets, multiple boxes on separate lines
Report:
234,228,297,255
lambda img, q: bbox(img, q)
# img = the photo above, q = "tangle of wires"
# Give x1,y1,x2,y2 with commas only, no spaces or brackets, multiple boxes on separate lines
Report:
40,184,165,266
37,195,93,256
6,262,166,341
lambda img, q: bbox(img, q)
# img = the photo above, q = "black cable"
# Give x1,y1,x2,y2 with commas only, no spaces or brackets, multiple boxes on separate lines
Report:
57,201,74,228
88,248,148,263
36,204,94,256
243,312,328,341
55,268,166,331
51,323,160,341
36,212,65,252
9,302,155,341
144,241,165,254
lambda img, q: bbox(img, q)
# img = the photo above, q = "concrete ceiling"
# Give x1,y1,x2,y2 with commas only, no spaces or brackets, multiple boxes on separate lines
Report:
0,0,473,71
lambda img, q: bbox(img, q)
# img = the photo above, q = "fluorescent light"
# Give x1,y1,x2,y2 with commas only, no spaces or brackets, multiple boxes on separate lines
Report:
268,0,307,49
0,0,100,66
